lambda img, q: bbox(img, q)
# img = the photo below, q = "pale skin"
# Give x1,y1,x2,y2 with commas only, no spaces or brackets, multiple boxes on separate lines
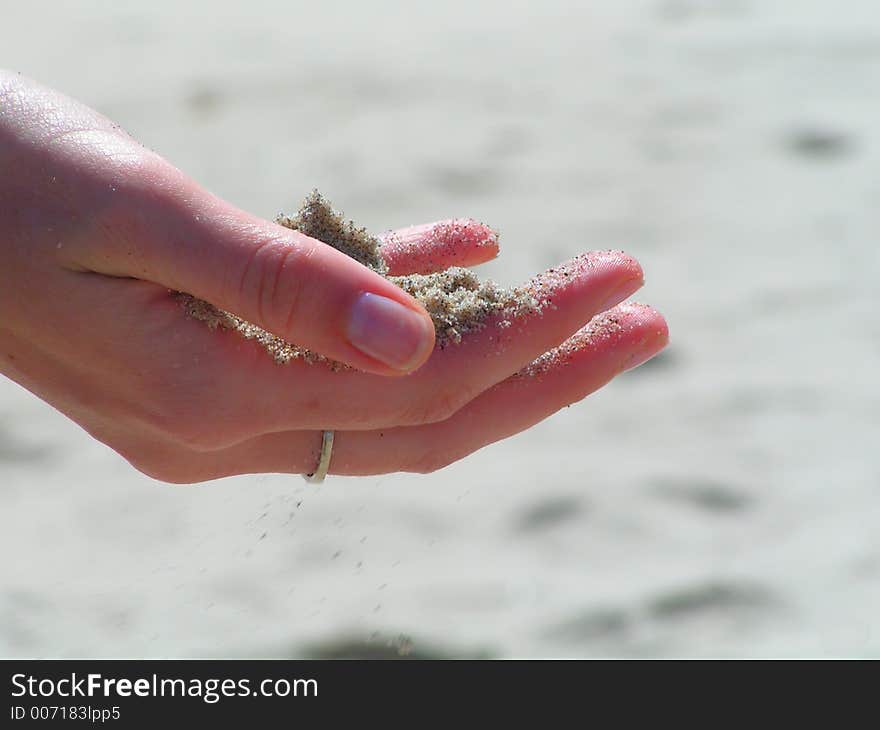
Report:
0,71,669,483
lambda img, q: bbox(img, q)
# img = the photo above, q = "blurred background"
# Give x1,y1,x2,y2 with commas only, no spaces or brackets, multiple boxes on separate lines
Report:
1,0,878,657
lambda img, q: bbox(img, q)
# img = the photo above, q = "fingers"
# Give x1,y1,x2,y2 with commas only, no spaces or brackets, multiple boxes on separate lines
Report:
65,172,436,376
48,205,648,446
143,303,668,482
380,219,499,275
166,250,647,442
350,303,669,475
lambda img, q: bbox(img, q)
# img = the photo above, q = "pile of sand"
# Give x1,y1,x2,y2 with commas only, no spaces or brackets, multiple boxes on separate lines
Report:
179,191,540,367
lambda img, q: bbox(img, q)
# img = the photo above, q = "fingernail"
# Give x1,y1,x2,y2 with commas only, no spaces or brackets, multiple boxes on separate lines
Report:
347,292,434,371
623,337,666,372
597,276,643,313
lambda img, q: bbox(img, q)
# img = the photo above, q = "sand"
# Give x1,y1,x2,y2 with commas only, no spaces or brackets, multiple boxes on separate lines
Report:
180,191,540,364
276,191,388,274
521,310,623,378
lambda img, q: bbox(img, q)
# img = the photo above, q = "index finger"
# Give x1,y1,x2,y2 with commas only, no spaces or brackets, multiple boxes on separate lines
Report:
380,219,500,275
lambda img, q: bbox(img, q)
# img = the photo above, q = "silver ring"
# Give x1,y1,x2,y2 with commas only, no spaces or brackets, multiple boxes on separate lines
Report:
303,430,334,483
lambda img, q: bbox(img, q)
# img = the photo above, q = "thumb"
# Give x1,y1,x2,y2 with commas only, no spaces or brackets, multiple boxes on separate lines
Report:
107,181,437,376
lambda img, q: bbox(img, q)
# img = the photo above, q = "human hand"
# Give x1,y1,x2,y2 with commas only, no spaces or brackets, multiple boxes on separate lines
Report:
0,71,668,482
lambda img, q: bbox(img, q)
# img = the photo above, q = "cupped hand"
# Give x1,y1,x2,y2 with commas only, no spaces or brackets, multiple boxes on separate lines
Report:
0,71,668,482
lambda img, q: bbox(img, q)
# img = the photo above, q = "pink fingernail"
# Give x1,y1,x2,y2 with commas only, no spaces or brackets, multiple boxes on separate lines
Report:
347,293,434,371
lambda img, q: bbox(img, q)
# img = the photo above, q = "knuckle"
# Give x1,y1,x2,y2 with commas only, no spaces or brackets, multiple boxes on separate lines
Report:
236,234,311,334
63,154,171,266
